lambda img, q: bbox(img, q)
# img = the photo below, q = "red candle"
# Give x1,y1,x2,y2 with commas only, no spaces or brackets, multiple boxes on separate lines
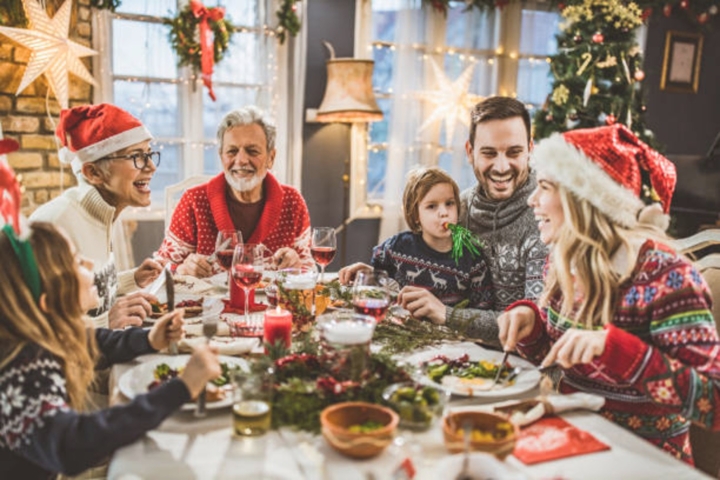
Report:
264,306,292,349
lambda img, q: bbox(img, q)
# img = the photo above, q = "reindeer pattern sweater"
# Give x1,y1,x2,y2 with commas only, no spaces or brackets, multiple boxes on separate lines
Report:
371,231,493,310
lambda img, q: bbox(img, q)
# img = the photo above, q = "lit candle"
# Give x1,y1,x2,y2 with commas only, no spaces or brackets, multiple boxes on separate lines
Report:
263,306,292,349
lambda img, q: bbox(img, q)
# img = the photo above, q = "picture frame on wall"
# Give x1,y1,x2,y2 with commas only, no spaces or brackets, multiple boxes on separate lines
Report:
660,30,703,94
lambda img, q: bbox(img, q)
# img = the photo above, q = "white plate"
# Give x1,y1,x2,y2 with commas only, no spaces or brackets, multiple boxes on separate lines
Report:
145,295,224,325
405,346,540,398
118,355,248,411
433,452,528,479
207,272,230,289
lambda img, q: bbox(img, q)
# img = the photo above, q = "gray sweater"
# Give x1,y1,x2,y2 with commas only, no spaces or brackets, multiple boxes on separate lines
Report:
445,172,548,344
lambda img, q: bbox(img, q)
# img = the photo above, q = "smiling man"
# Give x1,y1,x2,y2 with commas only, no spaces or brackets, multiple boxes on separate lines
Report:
30,104,163,329
155,106,312,277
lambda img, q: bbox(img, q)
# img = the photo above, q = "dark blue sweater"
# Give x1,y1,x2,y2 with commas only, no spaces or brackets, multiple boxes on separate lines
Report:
0,328,191,479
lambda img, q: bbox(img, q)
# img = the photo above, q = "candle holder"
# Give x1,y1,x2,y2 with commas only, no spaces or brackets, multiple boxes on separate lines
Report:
263,306,292,351
317,311,376,382
276,267,318,333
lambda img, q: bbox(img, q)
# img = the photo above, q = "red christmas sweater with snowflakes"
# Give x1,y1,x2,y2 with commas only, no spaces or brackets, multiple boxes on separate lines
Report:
515,240,720,464
155,172,312,269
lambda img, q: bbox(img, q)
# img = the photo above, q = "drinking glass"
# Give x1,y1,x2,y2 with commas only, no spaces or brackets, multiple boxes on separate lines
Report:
231,243,265,327
311,227,336,284
276,267,318,333
232,367,274,436
215,230,243,272
352,271,391,322
317,311,376,381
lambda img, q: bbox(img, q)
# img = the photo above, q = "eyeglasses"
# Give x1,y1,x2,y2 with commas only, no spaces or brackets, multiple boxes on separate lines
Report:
105,151,161,170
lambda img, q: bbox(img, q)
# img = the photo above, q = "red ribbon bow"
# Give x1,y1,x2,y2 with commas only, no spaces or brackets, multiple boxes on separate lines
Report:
190,1,225,101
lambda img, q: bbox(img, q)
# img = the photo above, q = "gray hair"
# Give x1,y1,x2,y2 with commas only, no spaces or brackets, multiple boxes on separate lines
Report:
216,106,276,152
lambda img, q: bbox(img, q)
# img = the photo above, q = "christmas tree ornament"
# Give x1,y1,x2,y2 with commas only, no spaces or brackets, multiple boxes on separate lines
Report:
565,117,580,129
598,112,608,124
552,84,570,106
442,222,484,265
697,12,709,24
573,34,583,44
640,105,647,113
663,4,673,16
568,110,579,121
641,8,653,20
679,0,689,10
583,77,593,106
577,52,593,75
634,70,645,81
592,32,604,44
710,5,718,15
0,0,98,109
605,114,616,125
416,58,483,145
546,114,554,122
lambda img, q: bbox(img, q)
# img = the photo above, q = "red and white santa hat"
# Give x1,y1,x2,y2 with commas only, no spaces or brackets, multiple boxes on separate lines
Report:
531,124,677,229
56,103,152,173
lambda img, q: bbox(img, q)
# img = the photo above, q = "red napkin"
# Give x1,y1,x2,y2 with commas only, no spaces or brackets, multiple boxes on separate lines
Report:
513,416,610,465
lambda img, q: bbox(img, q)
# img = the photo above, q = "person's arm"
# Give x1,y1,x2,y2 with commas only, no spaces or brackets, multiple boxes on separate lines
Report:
291,193,314,268
467,256,493,310
1,348,190,477
444,306,501,345
370,237,397,278
524,237,548,302
153,193,199,270
93,327,154,369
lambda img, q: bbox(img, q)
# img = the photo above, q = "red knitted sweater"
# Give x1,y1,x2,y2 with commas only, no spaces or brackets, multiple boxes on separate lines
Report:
155,173,311,268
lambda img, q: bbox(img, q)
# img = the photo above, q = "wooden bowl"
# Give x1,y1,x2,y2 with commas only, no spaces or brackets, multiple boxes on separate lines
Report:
442,411,518,460
320,402,399,459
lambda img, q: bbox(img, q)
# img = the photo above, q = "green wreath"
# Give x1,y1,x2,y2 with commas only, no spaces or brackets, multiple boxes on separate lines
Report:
165,4,233,72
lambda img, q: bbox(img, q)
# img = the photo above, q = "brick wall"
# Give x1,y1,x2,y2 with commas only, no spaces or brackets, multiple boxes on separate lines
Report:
0,0,93,215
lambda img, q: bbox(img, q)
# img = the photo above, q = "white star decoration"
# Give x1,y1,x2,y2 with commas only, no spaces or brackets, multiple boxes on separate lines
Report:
417,58,484,145
0,0,97,109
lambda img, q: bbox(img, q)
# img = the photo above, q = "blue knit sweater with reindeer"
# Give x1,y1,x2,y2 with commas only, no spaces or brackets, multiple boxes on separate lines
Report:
371,231,493,310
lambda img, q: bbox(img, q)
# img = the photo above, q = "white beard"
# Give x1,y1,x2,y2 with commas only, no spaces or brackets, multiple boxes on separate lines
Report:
225,171,266,193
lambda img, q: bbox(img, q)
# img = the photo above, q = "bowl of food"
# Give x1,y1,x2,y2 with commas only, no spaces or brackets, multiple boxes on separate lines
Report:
442,411,517,460
382,382,447,431
320,402,398,459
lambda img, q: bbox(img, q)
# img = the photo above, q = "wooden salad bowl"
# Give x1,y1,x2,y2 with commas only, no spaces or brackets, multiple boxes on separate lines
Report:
320,402,399,459
442,410,518,460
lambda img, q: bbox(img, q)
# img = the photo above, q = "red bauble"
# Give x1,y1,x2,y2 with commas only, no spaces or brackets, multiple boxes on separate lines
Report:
605,114,616,125
680,0,690,9
698,12,709,23
634,70,645,82
641,8,653,20
592,32,604,43
558,2,566,10
663,4,672,16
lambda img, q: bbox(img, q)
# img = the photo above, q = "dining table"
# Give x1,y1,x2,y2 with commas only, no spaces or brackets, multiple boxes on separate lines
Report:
106,274,713,480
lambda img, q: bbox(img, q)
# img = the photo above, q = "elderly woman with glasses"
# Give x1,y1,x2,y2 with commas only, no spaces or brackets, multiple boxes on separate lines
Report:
31,104,164,330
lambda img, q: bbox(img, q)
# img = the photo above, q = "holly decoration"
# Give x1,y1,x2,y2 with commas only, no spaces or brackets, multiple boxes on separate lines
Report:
276,0,301,44
443,222,484,265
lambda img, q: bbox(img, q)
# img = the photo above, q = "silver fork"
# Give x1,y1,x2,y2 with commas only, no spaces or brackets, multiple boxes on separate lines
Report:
490,351,510,388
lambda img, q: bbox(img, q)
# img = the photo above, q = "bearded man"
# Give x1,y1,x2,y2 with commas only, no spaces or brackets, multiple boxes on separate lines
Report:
155,106,312,277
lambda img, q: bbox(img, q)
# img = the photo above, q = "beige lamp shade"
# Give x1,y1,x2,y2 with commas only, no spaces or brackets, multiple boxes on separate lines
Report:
316,58,383,123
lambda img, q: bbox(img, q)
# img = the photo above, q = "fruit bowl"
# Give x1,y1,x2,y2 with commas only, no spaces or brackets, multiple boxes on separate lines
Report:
320,402,398,459
442,410,518,460
382,382,448,431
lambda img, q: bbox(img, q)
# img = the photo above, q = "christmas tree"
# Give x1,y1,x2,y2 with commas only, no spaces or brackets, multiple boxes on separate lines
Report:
534,0,658,148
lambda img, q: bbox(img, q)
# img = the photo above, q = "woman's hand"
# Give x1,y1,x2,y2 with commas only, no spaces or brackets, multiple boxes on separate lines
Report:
179,344,222,399
272,247,300,269
497,306,537,351
177,253,213,278
397,286,446,324
148,309,185,351
338,262,372,285
542,328,608,368
134,258,164,287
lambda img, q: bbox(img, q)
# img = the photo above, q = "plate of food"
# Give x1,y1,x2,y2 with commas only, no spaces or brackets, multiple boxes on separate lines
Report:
147,295,223,324
118,355,248,410
404,347,540,398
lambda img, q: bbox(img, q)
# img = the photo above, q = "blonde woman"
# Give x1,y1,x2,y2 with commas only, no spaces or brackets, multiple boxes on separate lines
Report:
499,124,720,463
0,222,220,478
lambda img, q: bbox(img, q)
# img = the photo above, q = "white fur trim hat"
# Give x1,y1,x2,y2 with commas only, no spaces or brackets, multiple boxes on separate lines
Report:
55,103,152,166
531,124,677,229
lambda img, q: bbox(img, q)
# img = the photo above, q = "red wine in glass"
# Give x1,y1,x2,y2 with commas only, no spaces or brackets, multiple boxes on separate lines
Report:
216,250,235,271
311,246,336,267
353,298,389,322
233,267,263,289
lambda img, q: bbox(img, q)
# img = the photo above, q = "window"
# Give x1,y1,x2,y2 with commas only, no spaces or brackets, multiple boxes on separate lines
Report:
94,0,280,206
356,0,560,211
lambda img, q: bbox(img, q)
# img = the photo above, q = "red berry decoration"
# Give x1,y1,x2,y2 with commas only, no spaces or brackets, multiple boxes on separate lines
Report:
641,8,653,20
634,70,645,82
663,3,672,16
698,12,709,24
592,32,604,43
680,0,689,9
605,114,616,125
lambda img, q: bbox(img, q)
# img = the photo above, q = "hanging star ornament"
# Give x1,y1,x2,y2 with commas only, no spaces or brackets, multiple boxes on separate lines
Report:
416,58,483,145
0,0,97,109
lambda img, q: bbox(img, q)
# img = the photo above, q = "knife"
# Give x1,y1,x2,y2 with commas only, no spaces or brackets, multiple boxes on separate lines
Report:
165,268,179,355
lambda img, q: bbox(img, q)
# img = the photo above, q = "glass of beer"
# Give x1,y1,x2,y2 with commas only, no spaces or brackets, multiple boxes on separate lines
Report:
232,368,274,437
276,267,318,333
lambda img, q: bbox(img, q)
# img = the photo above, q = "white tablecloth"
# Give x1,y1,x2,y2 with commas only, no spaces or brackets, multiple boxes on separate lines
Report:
107,345,711,480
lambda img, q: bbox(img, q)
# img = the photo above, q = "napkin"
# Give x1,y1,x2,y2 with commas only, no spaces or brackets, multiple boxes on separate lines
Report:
513,416,610,464
502,392,605,427
173,275,217,295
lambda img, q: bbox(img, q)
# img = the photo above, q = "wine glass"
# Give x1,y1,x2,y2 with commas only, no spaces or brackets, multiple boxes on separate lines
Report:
352,271,391,322
311,227,337,284
214,230,243,272
231,243,265,327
